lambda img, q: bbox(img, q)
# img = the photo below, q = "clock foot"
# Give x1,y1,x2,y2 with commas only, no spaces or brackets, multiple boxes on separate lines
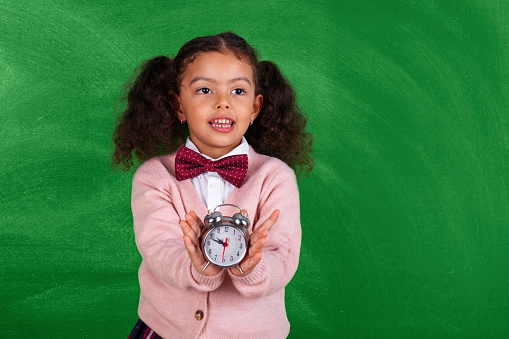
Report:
236,264,244,275
203,262,210,271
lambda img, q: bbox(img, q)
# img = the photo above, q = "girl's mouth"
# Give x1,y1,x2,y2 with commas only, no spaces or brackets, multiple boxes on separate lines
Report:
209,118,234,128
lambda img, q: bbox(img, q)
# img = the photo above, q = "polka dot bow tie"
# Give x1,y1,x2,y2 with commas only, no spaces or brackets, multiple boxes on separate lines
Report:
175,146,248,188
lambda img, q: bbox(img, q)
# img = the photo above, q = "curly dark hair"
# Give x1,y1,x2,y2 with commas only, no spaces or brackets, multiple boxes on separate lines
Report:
112,32,313,176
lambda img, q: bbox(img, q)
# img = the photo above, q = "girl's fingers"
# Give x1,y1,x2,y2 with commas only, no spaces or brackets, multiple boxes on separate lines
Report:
233,230,268,276
181,216,222,277
232,210,280,276
181,210,206,249
184,234,222,277
240,252,262,273
250,229,268,246
183,235,203,263
188,210,205,228
179,219,191,236
251,209,280,240
193,211,205,229
179,220,198,246
259,209,280,232
249,236,266,257
185,211,202,236
250,209,279,243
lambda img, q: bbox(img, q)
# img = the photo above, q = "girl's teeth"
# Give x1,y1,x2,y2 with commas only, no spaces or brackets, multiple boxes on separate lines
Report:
211,119,233,127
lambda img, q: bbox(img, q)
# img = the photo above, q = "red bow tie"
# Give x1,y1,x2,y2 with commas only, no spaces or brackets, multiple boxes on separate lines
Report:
175,146,248,188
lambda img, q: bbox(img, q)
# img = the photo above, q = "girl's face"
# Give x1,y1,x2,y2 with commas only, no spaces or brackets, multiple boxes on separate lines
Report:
177,51,263,159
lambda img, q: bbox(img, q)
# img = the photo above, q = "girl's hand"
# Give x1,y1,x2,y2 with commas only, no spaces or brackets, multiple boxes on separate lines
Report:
230,209,280,277
179,210,222,277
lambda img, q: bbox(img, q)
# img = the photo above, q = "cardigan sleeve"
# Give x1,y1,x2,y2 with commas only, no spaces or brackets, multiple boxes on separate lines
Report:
131,158,225,292
228,163,302,298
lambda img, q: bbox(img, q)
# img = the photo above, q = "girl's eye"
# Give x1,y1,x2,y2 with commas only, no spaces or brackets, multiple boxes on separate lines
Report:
196,88,211,94
232,88,246,95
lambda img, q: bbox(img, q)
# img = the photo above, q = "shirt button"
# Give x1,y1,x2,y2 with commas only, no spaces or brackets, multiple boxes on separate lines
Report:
195,310,204,320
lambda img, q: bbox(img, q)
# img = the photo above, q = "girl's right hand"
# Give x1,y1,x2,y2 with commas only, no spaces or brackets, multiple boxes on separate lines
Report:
179,210,222,277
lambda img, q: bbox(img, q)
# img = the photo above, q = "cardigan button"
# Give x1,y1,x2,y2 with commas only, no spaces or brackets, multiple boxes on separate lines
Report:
195,310,204,320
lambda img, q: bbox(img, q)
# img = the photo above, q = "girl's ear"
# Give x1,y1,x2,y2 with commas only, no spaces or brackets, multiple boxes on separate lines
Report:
176,95,186,122
251,94,263,121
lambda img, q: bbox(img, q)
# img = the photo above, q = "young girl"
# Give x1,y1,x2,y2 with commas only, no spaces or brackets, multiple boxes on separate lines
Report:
113,32,313,338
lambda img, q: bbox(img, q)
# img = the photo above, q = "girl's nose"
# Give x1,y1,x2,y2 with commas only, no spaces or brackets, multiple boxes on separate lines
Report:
215,93,231,109
216,104,230,109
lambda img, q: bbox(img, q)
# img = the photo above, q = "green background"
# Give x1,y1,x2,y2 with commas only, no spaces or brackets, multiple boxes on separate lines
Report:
2,0,508,337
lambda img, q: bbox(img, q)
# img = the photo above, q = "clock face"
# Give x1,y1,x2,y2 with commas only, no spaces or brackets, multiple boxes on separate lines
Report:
202,225,248,267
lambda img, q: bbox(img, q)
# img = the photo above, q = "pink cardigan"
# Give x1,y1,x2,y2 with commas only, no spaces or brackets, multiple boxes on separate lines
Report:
131,146,301,338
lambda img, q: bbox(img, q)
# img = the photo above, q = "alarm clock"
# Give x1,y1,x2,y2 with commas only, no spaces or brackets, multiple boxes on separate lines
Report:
200,204,250,274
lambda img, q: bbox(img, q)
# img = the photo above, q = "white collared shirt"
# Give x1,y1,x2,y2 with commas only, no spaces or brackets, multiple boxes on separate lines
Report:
185,137,250,212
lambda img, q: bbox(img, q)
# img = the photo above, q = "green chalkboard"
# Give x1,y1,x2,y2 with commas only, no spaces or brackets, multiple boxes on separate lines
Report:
1,0,508,337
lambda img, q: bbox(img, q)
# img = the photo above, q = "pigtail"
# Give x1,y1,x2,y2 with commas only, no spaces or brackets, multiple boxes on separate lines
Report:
246,61,314,176
112,56,184,171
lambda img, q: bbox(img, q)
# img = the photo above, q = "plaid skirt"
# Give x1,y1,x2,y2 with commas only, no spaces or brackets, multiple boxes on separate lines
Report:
128,319,163,339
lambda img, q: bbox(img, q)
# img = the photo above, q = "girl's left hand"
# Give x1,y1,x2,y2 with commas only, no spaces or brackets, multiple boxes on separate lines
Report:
180,210,222,277
230,209,280,277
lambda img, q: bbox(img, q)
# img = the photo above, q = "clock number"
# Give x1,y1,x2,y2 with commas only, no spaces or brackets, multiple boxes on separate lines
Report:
222,258,225,263
225,227,229,233
238,235,241,241
239,243,242,249
216,228,220,234
207,241,210,246
233,229,236,235
208,249,212,255
214,255,217,260
230,256,234,261
237,251,240,257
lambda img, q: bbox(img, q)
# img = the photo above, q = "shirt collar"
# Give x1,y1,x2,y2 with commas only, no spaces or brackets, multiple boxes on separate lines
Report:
185,136,250,161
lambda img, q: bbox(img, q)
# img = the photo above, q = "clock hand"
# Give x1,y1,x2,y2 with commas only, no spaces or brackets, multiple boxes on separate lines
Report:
222,238,228,260
212,238,224,245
